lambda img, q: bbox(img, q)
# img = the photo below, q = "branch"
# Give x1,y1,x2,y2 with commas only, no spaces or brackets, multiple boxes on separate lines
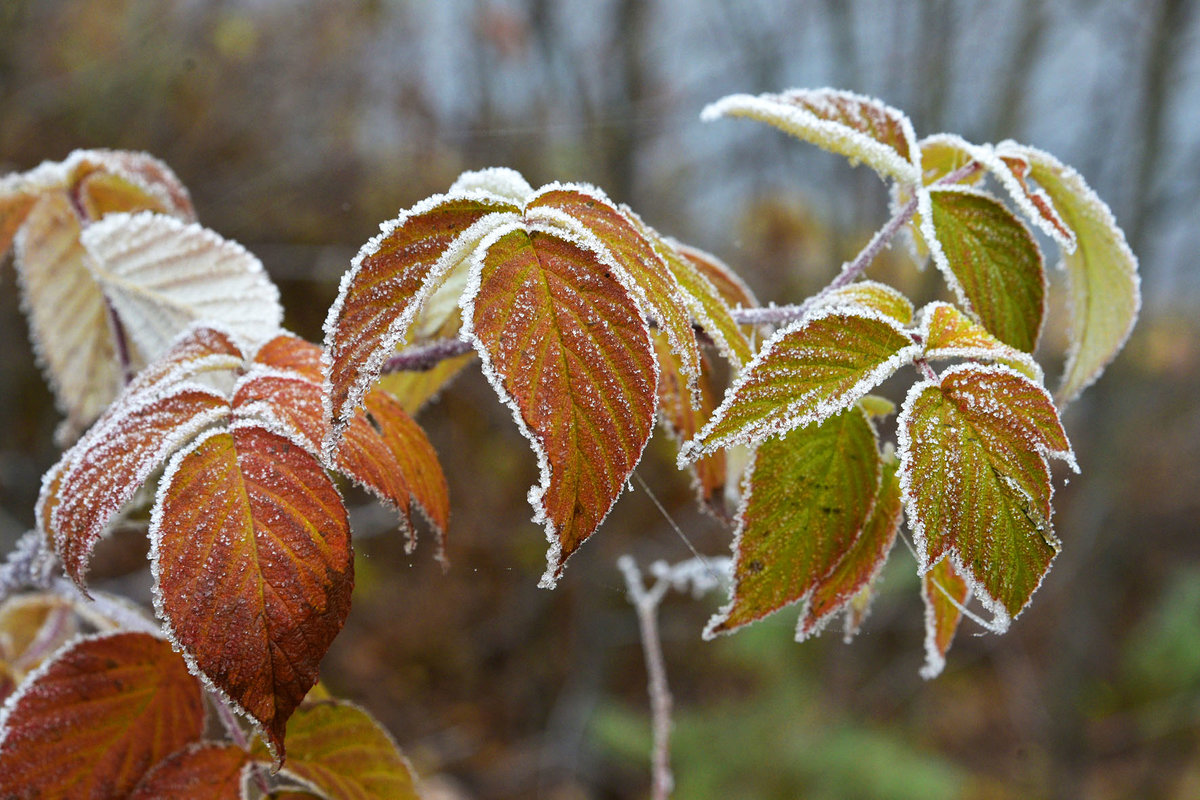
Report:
379,337,474,375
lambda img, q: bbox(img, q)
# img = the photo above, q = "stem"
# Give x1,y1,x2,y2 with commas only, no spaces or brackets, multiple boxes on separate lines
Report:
214,696,272,793
618,556,674,800
104,299,135,385
379,337,474,375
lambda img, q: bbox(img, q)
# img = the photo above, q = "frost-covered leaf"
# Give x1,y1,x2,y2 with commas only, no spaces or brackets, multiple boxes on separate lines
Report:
250,701,419,800
654,336,725,515
81,212,283,363
323,194,519,437
129,742,249,800
529,188,702,391
50,383,229,589
4,151,196,437
0,631,205,798
238,334,449,552
898,364,1076,625
652,234,755,368
920,558,971,679
797,453,902,641
151,423,353,760
682,309,918,461
464,225,657,585
703,88,921,184
999,143,1140,403
916,134,986,186
994,150,1076,251
918,301,1042,381
13,192,121,433
705,408,879,636
812,280,914,325
920,186,1045,352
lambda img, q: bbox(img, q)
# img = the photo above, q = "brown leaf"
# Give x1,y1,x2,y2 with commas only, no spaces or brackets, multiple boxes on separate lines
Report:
128,742,249,800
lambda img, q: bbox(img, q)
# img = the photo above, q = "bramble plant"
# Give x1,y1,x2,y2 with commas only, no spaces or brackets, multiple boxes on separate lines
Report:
0,88,1138,797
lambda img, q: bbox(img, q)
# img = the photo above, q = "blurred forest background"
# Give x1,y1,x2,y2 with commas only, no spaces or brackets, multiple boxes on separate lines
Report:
2,1,1199,798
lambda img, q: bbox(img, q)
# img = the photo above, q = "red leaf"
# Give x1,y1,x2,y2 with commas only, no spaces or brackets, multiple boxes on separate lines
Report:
152,423,353,759
0,632,204,798
466,227,657,584
128,742,249,800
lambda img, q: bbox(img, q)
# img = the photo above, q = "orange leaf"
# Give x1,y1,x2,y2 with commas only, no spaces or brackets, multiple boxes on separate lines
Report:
0,191,37,261
129,742,249,800
465,226,657,585
528,187,702,391
324,195,518,435
0,632,205,798
237,334,449,552
151,423,353,759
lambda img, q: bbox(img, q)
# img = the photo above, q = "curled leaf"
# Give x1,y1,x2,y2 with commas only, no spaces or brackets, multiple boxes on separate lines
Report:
703,88,921,184
81,212,283,363
999,142,1140,403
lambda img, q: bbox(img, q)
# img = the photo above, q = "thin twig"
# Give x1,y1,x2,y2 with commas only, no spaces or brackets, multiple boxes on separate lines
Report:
379,337,474,375
617,556,674,800
214,696,272,793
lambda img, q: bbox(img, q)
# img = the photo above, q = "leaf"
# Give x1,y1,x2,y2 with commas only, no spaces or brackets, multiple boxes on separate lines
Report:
323,193,519,436
528,187,702,390
4,151,197,437
897,364,1076,626
129,742,249,800
682,309,918,461
151,422,353,759
918,301,1042,381
49,384,229,589
812,280,914,325
13,192,121,433
81,212,283,364
705,407,881,636
652,234,755,368
0,631,205,798
654,336,726,515
250,701,419,800
797,453,903,641
463,225,657,585
920,186,1045,352
993,150,1076,251
920,558,971,680
238,334,450,553
916,134,987,186
999,143,1140,404
702,88,922,184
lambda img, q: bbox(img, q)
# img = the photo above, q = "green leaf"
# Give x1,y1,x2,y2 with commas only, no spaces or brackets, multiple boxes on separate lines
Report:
898,364,1076,626
703,88,921,184
999,143,1140,403
919,558,971,679
0,632,205,798
705,407,880,636
464,225,658,586
682,310,918,461
920,187,1045,352
813,280,914,325
798,453,903,641
250,701,419,800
